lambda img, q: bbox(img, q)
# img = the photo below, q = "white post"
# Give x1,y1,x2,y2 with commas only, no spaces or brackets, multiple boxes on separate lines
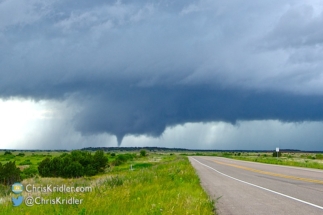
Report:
276,147,279,158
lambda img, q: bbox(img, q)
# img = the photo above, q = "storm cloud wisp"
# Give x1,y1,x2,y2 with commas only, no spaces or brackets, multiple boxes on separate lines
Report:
1,0,323,148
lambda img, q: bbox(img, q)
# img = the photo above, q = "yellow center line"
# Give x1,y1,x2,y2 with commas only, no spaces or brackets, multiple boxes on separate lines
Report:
204,158,323,185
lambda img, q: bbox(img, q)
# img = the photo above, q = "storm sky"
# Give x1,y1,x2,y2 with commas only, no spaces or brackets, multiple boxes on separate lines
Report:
1,0,323,150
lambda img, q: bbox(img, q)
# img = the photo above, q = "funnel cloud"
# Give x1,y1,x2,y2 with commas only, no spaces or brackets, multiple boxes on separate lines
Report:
1,0,323,149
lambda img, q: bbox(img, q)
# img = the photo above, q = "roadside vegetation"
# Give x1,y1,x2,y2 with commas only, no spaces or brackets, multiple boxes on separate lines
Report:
38,150,108,178
183,151,323,170
0,150,214,215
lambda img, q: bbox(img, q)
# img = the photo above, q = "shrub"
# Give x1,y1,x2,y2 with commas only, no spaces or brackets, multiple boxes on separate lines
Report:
38,150,108,178
113,159,123,166
63,162,84,178
84,165,97,176
112,153,135,166
113,155,127,166
0,161,21,185
16,153,25,157
93,150,109,172
21,166,38,179
38,158,51,177
140,150,147,157
19,160,32,165
4,151,12,155
222,152,231,157
272,151,282,157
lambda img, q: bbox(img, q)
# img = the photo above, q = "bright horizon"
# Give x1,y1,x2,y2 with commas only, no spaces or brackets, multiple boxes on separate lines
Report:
1,98,323,151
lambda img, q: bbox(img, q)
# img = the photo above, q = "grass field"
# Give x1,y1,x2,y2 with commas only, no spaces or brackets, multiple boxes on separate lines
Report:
0,151,215,215
219,152,323,169
3,149,321,214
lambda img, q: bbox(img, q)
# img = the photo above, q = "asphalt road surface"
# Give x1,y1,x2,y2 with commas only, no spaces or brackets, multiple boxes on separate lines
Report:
189,156,323,215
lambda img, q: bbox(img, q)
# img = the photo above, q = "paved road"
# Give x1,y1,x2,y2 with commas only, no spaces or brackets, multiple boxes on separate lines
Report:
189,156,323,215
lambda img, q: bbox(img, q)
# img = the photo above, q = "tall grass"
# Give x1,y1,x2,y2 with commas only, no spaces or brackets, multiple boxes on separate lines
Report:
219,154,323,170
0,155,214,215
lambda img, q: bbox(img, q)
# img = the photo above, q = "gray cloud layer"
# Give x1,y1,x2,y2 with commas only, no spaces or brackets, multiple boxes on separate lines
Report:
71,86,323,145
1,0,323,147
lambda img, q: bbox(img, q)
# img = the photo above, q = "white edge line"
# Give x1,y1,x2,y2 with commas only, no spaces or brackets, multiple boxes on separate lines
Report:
191,157,323,210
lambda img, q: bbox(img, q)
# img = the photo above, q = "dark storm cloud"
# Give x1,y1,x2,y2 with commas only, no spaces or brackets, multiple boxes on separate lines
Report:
1,0,323,146
72,84,323,145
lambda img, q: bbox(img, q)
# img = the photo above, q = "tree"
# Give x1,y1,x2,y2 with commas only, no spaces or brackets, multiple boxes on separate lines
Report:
49,157,63,177
140,150,147,157
60,156,73,177
0,161,21,185
63,162,84,178
93,150,108,172
38,158,51,177
84,164,97,176
79,151,94,167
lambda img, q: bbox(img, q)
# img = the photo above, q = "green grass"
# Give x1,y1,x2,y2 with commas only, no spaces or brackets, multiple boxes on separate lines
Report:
216,152,323,170
132,163,152,169
0,154,215,215
0,151,61,166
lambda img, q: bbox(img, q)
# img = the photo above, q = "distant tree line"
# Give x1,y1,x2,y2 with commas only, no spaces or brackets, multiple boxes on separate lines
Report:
38,150,108,178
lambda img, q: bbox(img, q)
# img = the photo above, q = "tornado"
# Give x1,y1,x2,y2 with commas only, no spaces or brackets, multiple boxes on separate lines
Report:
116,134,124,147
